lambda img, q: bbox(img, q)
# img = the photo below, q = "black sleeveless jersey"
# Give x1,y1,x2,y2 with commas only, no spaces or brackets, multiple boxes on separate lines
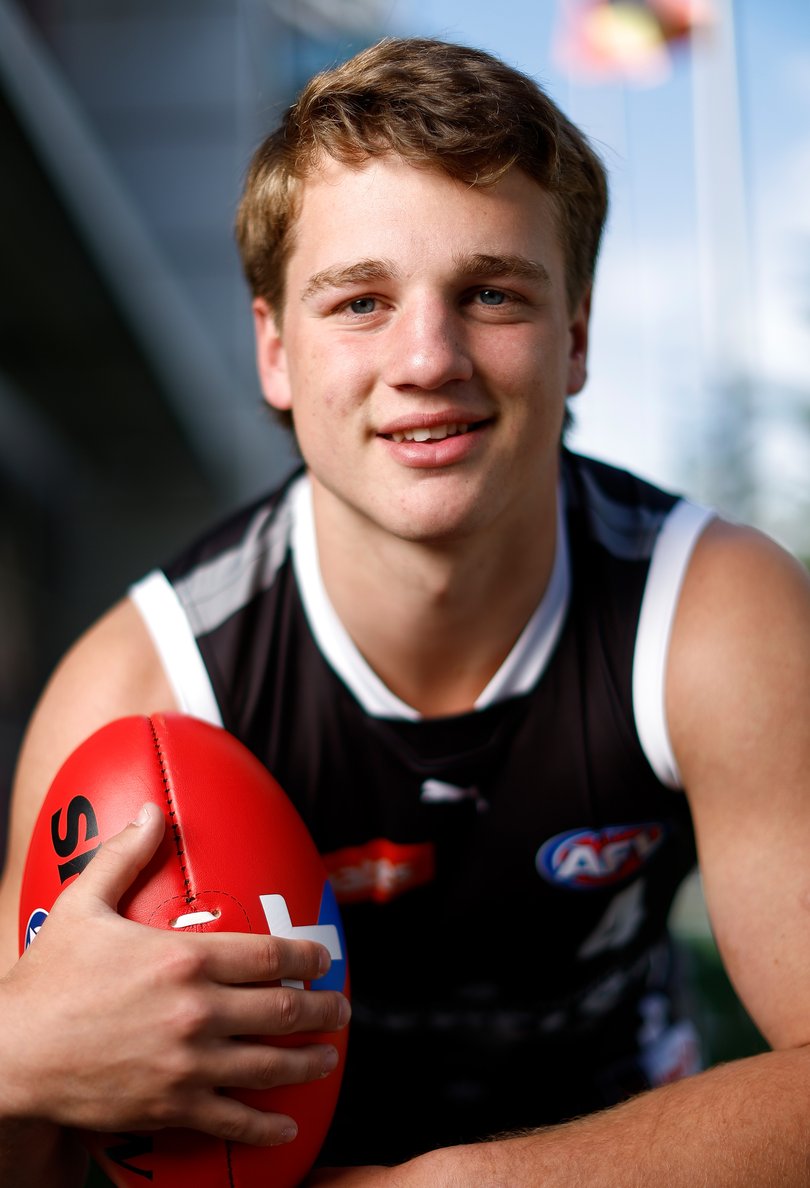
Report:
130,450,714,1163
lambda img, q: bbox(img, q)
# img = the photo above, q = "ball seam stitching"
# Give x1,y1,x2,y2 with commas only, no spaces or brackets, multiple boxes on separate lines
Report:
149,716,195,905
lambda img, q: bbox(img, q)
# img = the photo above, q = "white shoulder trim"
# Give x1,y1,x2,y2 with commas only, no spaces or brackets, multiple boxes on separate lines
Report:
290,478,570,719
129,570,223,726
633,501,716,787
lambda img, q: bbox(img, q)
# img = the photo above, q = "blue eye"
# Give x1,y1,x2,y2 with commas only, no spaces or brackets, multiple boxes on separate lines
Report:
479,289,506,306
349,297,377,314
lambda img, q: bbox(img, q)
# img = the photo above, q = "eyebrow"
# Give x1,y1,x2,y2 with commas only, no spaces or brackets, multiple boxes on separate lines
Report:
301,259,402,301
454,253,552,286
299,252,552,302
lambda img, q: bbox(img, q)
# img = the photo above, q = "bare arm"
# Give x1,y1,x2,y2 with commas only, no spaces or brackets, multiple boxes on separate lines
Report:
0,600,174,1186
310,1048,810,1185
0,598,176,973
311,521,810,1187
0,601,349,1186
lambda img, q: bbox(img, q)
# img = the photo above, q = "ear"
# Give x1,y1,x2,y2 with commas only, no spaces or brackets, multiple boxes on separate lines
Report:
565,285,592,397
253,298,292,411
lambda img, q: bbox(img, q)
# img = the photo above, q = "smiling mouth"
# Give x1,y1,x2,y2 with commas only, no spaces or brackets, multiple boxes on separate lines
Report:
382,422,475,443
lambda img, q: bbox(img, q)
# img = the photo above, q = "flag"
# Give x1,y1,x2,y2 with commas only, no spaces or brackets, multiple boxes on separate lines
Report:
554,0,714,85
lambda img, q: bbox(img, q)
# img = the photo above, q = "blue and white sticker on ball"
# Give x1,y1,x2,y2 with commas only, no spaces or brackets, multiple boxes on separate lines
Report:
311,880,347,992
24,908,49,950
259,880,347,992
536,823,666,890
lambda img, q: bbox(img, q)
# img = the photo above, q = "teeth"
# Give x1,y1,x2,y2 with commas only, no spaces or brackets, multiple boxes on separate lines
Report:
389,423,471,443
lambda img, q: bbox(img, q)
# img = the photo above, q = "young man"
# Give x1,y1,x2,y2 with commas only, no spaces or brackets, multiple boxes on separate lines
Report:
2,36,810,1186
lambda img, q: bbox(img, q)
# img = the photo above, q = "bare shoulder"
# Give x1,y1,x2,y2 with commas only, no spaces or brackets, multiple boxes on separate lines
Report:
666,519,810,1047
14,597,177,810
0,598,176,967
667,517,810,796
670,515,809,633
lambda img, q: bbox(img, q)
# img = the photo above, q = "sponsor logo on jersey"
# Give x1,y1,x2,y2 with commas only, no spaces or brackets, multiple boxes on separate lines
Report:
323,839,435,904
420,779,488,812
536,822,666,890
23,907,49,950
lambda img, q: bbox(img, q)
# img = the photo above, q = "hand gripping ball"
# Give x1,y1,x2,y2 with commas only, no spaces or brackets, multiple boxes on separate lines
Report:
18,713,349,1187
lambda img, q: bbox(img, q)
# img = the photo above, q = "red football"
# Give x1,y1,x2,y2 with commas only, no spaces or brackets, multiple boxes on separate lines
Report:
18,713,349,1187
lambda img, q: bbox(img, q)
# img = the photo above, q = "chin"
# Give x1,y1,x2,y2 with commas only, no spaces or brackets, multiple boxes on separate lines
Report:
382,502,488,546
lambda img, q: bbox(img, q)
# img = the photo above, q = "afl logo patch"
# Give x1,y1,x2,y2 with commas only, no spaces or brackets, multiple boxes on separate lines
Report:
536,823,666,890
23,907,49,950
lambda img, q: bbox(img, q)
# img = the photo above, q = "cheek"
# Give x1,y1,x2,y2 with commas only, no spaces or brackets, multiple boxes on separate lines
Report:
482,323,559,379
286,364,362,457
489,345,564,414
494,341,569,442
293,337,372,405
326,374,377,426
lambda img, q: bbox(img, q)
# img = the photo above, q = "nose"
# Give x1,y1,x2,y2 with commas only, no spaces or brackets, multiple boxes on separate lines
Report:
382,296,473,391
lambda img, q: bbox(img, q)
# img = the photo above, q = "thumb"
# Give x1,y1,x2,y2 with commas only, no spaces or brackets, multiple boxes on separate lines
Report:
68,802,166,911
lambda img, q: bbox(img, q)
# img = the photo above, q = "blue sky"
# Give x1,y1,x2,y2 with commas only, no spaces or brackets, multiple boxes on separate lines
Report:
381,0,810,549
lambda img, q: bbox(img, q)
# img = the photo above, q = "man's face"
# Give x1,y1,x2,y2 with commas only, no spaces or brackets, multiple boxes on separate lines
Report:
254,155,590,546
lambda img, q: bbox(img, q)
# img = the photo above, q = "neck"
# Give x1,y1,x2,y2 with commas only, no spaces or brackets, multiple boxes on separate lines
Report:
310,473,559,717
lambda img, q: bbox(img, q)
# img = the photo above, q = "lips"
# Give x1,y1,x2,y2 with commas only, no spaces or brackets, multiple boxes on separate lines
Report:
385,422,470,443
375,413,493,469
377,413,491,442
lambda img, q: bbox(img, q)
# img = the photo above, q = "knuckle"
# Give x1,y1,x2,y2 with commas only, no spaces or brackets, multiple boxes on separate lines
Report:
262,938,284,981
206,1098,279,1146
214,1109,287,1147
320,991,347,1032
274,987,300,1032
158,941,205,984
166,990,211,1042
309,1046,334,1081
262,937,322,984
252,1045,283,1088
212,1109,251,1143
155,1043,197,1093
148,1087,188,1128
303,941,326,978
149,1101,178,1129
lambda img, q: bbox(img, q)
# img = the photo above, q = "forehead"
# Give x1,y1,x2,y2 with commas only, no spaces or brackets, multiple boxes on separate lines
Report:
286,155,565,285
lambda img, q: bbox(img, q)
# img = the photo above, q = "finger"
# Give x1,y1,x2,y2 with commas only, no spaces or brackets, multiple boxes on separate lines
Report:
207,1038,341,1091
181,1091,299,1147
198,933,334,987
63,802,165,911
208,984,351,1038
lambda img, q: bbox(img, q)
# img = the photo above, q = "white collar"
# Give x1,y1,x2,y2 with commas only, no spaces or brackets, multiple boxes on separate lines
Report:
289,475,570,719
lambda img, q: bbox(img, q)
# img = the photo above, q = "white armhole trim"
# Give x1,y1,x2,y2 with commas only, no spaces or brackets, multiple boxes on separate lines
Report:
633,501,716,787
128,570,223,727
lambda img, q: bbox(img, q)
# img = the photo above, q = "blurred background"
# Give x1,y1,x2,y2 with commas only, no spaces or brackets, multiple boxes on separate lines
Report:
1,0,806,1067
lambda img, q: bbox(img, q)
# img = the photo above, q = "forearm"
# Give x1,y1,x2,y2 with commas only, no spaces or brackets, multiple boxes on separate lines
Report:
0,980,87,1188
401,1049,810,1187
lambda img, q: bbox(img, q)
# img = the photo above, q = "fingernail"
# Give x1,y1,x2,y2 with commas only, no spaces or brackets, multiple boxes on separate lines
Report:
278,1123,298,1145
338,997,352,1027
321,1047,339,1077
318,946,332,976
131,804,151,826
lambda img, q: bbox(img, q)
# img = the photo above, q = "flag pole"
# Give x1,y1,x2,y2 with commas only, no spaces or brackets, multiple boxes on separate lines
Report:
690,0,758,517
